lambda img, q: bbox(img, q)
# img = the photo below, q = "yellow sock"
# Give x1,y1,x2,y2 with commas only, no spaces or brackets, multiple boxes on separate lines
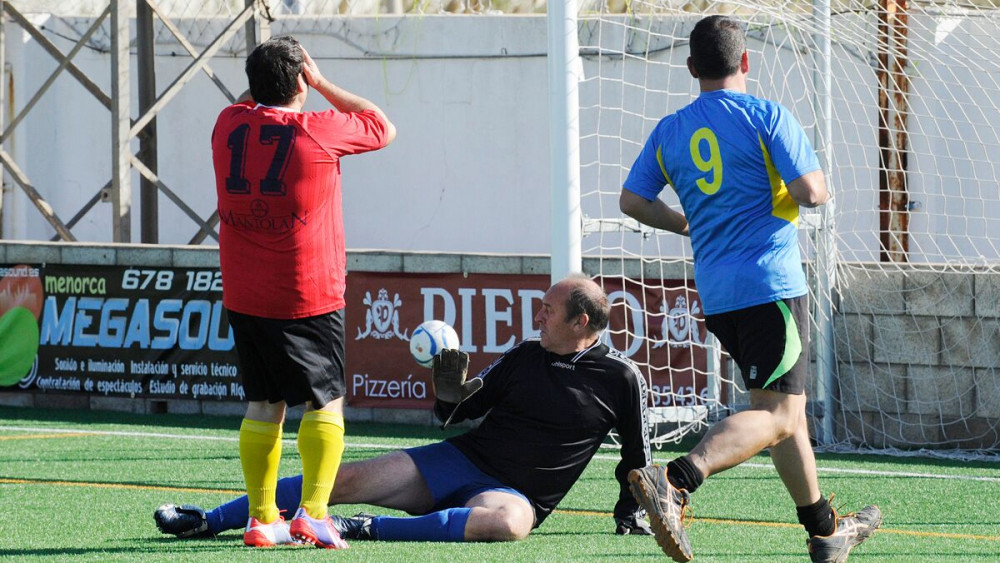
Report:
239,418,282,523
297,410,345,519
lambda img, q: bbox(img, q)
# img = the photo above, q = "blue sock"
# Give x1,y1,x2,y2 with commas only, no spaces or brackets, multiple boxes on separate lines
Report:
206,474,304,533
371,508,471,542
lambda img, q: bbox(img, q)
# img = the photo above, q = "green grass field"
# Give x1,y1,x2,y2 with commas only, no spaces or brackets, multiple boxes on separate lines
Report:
0,406,997,562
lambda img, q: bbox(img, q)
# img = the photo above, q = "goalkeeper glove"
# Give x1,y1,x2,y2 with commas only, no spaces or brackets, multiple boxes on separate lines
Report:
432,349,483,404
614,510,653,535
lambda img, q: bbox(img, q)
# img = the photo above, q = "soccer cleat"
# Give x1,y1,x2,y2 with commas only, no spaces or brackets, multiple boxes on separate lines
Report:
627,464,693,562
243,516,297,547
154,503,213,539
807,505,882,563
289,507,350,549
330,512,376,540
614,510,654,535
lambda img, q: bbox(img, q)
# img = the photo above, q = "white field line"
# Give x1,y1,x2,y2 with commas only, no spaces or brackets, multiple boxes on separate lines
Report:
6,425,1000,483
2,425,399,450
594,454,1000,482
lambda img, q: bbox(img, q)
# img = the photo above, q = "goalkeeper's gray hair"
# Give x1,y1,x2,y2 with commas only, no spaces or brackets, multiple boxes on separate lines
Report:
564,274,610,332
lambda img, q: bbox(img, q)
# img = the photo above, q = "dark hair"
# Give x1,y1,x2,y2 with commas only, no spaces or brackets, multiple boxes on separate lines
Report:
564,274,610,333
689,15,746,80
245,36,303,106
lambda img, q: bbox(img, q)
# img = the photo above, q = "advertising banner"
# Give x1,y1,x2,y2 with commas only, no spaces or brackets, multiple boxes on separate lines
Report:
0,263,241,401
345,272,548,408
1,264,711,410
327,272,709,409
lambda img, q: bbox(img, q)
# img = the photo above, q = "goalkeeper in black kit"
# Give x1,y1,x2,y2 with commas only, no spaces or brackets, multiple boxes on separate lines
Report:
156,274,654,543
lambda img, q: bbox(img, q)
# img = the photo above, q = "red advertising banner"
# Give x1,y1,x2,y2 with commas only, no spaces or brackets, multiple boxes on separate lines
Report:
345,272,710,409
601,277,711,409
345,273,548,408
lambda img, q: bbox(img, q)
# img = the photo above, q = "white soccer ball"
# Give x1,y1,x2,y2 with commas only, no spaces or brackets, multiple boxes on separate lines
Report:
409,320,460,368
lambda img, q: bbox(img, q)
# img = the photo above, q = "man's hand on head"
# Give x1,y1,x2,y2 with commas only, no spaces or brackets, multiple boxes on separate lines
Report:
432,349,482,404
299,45,323,89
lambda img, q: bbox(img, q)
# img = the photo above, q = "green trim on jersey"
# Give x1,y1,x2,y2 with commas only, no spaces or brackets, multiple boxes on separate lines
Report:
762,300,802,389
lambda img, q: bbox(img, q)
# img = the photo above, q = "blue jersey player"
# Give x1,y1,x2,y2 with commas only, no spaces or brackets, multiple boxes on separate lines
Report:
620,15,881,563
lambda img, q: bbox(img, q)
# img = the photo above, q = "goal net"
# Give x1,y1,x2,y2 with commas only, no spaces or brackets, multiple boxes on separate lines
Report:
580,0,1000,458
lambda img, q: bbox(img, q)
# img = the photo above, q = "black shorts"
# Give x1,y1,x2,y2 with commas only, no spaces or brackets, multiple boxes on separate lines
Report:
704,296,808,395
227,308,346,408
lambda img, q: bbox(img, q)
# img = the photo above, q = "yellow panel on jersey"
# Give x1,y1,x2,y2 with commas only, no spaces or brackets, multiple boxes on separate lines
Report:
758,133,799,224
239,418,283,523
655,145,675,187
297,410,346,519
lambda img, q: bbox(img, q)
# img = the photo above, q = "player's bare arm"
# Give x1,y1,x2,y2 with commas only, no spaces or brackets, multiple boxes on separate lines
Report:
619,189,690,236
300,46,397,144
786,170,829,208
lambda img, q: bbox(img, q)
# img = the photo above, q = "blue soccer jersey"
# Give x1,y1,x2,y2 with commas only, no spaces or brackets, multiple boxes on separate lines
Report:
623,89,820,315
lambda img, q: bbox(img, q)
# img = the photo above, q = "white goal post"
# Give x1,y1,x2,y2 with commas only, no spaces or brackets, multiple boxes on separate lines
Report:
552,0,1000,458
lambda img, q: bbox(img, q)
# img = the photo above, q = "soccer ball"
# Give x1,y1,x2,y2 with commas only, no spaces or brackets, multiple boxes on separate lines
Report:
409,320,460,368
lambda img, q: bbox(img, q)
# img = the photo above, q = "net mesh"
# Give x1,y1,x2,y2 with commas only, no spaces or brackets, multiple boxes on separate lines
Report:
581,0,1000,458
5,0,549,19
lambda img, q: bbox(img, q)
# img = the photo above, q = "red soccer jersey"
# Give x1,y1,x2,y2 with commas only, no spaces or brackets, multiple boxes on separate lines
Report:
212,101,390,319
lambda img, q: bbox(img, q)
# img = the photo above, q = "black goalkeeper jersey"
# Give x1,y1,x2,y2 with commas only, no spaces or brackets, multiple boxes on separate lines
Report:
441,338,651,526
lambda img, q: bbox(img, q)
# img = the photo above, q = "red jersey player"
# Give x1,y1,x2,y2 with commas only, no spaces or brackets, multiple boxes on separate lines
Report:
210,36,395,549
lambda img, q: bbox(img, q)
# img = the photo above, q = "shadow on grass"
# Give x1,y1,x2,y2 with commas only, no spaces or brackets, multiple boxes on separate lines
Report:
0,542,250,558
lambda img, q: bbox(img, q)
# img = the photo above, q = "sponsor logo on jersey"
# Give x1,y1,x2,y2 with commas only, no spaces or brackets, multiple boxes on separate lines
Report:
218,206,307,234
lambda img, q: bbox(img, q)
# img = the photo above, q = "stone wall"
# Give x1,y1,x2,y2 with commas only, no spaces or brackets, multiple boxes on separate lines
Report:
833,264,1000,450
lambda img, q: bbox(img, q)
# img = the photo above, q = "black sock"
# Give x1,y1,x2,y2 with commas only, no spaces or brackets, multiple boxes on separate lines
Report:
797,496,836,537
666,456,704,493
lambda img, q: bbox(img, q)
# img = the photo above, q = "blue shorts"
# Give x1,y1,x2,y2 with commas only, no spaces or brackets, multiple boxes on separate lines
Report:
404,441,531,513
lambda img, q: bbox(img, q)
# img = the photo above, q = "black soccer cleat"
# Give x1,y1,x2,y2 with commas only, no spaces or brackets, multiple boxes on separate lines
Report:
627,465,693,562
807,505,882,563
154,503,214,539
329,512,376,540
615,510,654,536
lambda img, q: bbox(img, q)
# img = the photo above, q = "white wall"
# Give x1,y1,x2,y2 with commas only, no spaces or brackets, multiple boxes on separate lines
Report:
2,16,554,254
3,13,999,264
